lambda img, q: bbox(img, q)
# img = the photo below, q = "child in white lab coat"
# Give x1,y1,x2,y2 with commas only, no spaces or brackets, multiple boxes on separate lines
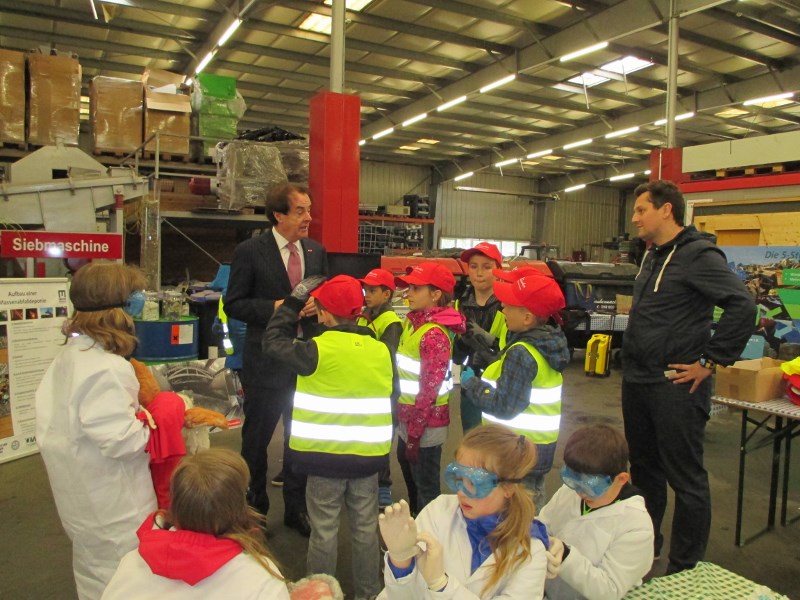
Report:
102,448,289,599
35,262,157,600
538,425,654,600
379,423,548,599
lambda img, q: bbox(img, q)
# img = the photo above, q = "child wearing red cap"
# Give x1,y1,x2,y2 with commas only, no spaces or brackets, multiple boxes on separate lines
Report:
454,242,508,432
358,268,403,509
263,275,396,600
394,261,467,514
460,271,570,509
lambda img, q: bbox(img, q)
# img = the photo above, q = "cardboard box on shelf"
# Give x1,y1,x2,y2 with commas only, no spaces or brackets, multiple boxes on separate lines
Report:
27,52,81,146
616,294,633,314
90,76,143,153
715,357,786,403
142,68,191,155
0,49,25,144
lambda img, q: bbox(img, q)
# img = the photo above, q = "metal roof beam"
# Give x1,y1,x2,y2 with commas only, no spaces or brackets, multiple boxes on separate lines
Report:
97,0,217,20
541,158,651,192
607,43,735,84
719,2,800,38
709,7,800,46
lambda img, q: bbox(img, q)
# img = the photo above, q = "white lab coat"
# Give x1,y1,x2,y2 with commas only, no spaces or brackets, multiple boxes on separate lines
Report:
35,335,155,600
102,550,290,600
381,495,547,600
537,485,654,600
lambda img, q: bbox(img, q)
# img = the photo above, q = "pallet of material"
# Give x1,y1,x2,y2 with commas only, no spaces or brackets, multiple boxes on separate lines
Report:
715,164,786,178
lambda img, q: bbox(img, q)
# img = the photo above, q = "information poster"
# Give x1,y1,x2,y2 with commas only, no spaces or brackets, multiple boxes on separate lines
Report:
0,278,70,464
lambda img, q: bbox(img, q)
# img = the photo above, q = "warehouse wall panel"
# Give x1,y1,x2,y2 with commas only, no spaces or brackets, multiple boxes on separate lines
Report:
359,160,432,207
544,185,623,259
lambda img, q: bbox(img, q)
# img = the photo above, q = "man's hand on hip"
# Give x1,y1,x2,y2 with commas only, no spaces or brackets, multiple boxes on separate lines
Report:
666,361,713,394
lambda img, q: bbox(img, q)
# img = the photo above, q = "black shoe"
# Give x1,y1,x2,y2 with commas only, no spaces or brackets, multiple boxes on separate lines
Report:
271,471,285,487
284,511,311,537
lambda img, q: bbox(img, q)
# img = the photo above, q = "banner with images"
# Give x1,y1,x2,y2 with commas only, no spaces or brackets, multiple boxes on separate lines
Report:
0,278,71,464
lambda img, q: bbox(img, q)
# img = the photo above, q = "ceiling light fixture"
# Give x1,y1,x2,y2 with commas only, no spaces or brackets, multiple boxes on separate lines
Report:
454,171,474,181
564,184,586,192
495,158,518,167
644,169,652,175
559,42,608,62
437,95,467,112
217,19,242,47
605,126,640,139
654,112,694,126
402,113,428,127
372,127,394,140
563,138,592,150
609,173,635,181
480,74,516,94
359,139,366,146
743,92,794,106
527,149,553,159
195,51,216,75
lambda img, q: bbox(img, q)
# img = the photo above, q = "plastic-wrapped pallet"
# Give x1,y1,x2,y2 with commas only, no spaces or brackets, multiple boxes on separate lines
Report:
0,49,25,144
270,139,309,185
191,74,246,155
216,140,288,210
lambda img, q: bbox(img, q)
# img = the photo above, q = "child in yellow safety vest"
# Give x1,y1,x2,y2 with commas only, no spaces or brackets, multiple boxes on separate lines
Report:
460,269,569,510
358,268,403,509
263,274,396,600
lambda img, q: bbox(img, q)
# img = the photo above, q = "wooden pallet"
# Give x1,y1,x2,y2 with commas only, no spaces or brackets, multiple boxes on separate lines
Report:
0,140,27,151
92,149,129,159
142,151,191,163
715,164,785,178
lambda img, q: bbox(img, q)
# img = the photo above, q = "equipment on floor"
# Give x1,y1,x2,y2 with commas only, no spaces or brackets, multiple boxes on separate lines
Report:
585,333,611,377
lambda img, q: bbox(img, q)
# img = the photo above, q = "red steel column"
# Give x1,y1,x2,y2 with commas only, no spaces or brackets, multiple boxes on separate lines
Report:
308,91,361,252
649,147,687,184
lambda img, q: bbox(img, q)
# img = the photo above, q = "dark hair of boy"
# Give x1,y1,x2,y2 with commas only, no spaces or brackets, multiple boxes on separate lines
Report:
633,180,685,225
563,424,628,478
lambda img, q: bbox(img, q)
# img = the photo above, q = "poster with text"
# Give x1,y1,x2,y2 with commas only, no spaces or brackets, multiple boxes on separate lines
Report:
0,278,70,464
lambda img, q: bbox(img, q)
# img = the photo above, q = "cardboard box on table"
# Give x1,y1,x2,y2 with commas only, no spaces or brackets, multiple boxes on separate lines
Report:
715,358,786,403
90,76,143,153
0,49,25,144
142,68,191,156
27,52,81,146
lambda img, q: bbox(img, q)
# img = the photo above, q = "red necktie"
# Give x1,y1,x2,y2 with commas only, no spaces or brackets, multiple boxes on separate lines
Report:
287,243,302,288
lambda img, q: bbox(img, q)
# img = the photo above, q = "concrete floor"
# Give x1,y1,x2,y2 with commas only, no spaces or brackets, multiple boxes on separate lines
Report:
1,356,798,599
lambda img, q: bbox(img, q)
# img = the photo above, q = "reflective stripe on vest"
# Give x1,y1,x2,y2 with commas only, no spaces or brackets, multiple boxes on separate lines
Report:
291,330,393,456
357,310,402,340
397,320,452,407
481,340,562,444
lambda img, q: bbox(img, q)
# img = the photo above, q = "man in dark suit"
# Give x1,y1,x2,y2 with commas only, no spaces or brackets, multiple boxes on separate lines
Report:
225,183,328,537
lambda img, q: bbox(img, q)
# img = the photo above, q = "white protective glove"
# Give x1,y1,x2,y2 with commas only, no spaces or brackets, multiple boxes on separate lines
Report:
546,536,565,579
416,531,448,591
378,500,420,563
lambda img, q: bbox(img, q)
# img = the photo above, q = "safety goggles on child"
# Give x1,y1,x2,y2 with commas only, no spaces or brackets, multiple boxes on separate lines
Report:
560,465,613,499
444,462,522,499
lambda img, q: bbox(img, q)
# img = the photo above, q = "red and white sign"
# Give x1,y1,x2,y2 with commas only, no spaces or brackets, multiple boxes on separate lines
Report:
0,230,123,259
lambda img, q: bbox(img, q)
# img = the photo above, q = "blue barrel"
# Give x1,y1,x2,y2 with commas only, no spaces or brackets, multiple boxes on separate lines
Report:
133,316,200,362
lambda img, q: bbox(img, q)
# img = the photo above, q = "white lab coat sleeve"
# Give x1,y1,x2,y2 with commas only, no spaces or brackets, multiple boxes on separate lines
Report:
77,366,150,459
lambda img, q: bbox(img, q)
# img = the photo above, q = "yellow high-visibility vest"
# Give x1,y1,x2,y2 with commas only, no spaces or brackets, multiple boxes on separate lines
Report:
357,309,402,340
396,321,453,407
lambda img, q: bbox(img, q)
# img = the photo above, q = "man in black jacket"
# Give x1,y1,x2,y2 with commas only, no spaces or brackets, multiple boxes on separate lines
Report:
621,180,755,575
225,183,328,537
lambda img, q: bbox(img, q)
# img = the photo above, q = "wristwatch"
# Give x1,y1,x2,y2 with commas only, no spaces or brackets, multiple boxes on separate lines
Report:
699,356,717,371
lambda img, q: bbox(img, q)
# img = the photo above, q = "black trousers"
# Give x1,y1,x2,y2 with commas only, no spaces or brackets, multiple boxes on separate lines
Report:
621,378,711,573
240,382,307,517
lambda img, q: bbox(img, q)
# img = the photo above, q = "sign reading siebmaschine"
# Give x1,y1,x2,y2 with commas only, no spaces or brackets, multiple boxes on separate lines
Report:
0,278,70,464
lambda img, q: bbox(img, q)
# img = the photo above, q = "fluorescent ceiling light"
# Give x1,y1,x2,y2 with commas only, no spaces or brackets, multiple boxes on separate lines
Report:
359,139,366,146
653,112,694,126
402,113,427,127
605,126,639,139
564,184,586,192
437,95,467,112
399,145,420,151
495,158,518,167
559,42,608,62
563,138,592,150
184,77,193,86
743,92,794,106
372,127,394,140
527,149,553,159
195,51,216,75
97,0,133,5
217,19,242,47
454,171,474,181
644,169,652,175
417,138,439,144
609,173,635,181
480,74,516,94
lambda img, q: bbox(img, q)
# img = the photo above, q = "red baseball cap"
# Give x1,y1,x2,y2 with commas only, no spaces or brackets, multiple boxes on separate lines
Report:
460,242,502,267
396,261,456,294
493,274,565,319
359,268,396,291
493,266,544,282
310,275,365,318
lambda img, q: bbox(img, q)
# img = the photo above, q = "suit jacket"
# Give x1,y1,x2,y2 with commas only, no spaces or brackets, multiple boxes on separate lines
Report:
225,228,328,390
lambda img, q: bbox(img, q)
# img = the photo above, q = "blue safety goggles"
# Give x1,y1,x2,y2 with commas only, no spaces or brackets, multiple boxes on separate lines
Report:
444,462,522,499
560,465,613,499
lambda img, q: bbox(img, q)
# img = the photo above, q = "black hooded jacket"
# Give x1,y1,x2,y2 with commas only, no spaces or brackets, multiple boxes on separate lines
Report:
622,225,756,383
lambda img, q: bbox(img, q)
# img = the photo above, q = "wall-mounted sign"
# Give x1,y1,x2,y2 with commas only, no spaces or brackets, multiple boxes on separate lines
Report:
0,230,123,260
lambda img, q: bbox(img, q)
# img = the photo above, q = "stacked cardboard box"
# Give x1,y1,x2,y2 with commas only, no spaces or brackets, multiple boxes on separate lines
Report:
142,68,191,156
0,49,25,144
191,73,245,156
90,76,143,153
27,51,81,146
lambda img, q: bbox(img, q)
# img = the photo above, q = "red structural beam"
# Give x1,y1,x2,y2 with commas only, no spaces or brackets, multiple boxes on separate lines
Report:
680,172,800,194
